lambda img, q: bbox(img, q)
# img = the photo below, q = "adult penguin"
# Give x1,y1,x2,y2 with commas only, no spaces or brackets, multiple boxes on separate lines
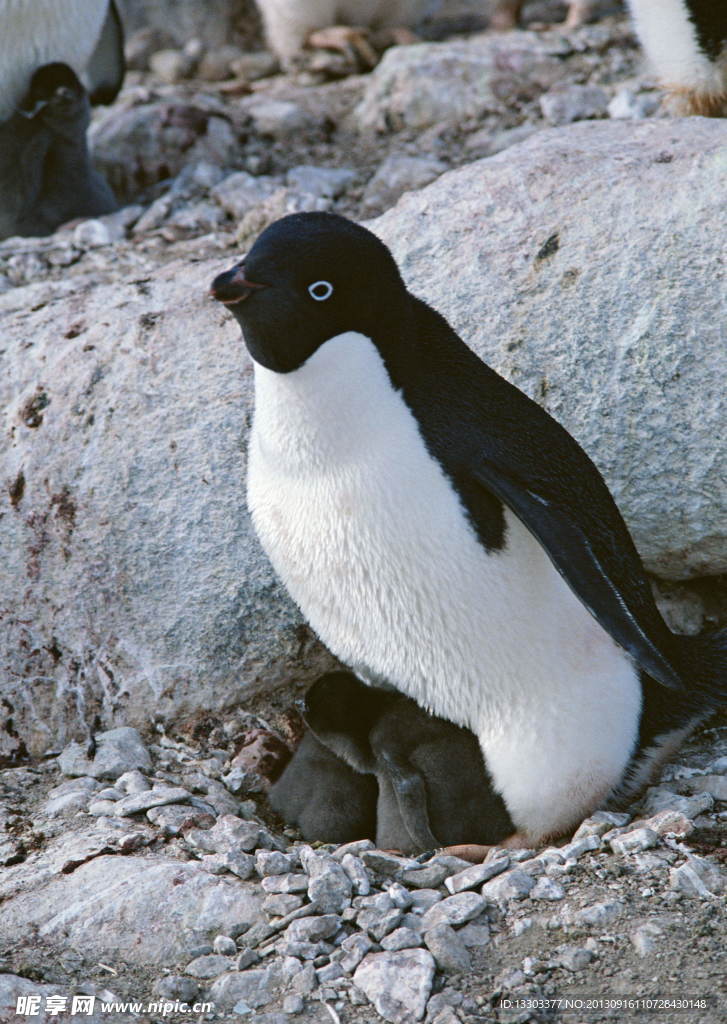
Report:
0,0,125,121
211,212,725,849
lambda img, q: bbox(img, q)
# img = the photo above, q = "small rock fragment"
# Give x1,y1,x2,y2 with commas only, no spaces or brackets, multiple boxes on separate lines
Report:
481,869,534,903
631,922,663,956
423,923,471,973
540,84,609,125
445,857,509,894
530,876,565,901
285,915,342,944
421,892,487,929
300,847,353,913
341,853,371,896
353,949,435,1023
380,927,422,951
555,945,595,971
58,728,152,780
185,954,233,979
610,827,658,855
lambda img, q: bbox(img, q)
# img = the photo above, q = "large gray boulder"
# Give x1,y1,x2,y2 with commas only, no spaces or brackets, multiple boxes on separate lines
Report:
0,257,335,758
372,119,726,582
1,119,723,756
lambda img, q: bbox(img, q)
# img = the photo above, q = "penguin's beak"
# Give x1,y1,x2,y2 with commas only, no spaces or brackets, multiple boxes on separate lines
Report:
210,264,267,306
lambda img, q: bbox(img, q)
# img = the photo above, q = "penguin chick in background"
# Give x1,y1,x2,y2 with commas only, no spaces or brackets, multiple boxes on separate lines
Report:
255,0,429,68
211,212,725,852
0,63,117,240
0,0,125,120
306,672,514,854
626,0,727,116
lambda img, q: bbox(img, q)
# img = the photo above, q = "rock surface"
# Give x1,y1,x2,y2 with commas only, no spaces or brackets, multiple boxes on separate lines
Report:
372,119,726,581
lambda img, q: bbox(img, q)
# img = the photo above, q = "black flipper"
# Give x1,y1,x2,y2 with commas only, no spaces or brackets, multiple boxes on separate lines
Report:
470,458,682,689
87,0,125,105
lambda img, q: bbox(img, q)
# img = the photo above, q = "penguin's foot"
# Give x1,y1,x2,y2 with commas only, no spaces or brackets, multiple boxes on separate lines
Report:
441,832,533,863
306,25,379,69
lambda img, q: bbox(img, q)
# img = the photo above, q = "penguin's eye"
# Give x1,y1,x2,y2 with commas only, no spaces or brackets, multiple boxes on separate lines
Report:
308,280,334,302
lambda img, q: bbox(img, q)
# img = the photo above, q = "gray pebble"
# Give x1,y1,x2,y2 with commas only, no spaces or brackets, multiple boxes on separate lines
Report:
283,994,305,1014
261,873,309,894
480,869,534,903
152,975,200,1001
554,945,595,971
116,769,151,795
185,954,232,979
357,907,403,941
423,923,471,973
300,847,353,913
385,882,413,910
631,922,663,956
285,915,342,944
335,933,374,973
341,853,371,896
610,827,658,855
445,857,509,894
263,894,304,919
380,927,423,951
457,922,491,947
421,892,486,929
316,962,345,985
256,850,294,877
290,964,317,995
353,949,435,1023
213,935,238,956
530,877,565,901
408,889,443,913
361,849,418,876
398,862,449,889
558,834,601,861
42,791,91,817
114,785,191,817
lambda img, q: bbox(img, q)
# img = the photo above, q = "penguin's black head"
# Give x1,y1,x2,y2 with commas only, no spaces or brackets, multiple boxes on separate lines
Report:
210,212,409,373
20,63,88,131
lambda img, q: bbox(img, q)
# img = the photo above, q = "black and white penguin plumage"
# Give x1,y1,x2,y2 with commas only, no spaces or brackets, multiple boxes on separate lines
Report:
211,212,726,846
0,63,117,240
627,0,727,116
0,0,125,120
255,0,429,66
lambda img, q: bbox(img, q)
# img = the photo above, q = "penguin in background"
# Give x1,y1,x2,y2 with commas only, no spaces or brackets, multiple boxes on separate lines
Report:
254,0,430,68
211,212,725,852
626,0,726,116
0,63,117,240
0,0,125,121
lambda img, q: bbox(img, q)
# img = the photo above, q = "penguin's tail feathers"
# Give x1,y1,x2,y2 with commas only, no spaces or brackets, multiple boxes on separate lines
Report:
673,626,727,711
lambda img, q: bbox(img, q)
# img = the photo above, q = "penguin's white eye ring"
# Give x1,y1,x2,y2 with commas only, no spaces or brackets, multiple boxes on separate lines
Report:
308,280,334,301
